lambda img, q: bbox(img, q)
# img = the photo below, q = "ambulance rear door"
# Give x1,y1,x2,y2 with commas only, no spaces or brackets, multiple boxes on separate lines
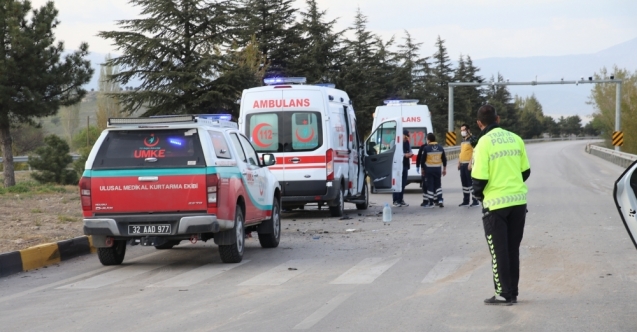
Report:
363,119,404,193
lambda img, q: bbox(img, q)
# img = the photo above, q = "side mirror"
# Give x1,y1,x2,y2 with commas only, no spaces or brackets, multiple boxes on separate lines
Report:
262,153,276,166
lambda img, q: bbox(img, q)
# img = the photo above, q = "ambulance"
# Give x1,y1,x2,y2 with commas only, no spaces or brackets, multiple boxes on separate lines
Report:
80,115,281,265
371,100,433,187
239,77,405,217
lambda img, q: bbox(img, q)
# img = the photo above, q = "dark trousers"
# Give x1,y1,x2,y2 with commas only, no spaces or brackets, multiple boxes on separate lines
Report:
421,173,428,199
482,204,527,299
460,163,477,204
425,168,442,204
392,167,409,203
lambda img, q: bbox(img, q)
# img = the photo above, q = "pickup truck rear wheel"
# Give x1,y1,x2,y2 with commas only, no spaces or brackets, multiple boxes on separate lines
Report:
219,206,245,263
97,240,126,266
258,198,281,248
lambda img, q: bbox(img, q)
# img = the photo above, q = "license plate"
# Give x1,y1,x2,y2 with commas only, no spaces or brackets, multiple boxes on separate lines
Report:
128,225,171,235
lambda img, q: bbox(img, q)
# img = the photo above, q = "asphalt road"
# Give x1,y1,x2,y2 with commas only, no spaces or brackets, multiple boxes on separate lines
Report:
1,140,636,331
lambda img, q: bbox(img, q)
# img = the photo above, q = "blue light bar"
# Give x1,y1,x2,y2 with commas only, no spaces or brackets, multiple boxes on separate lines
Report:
198,114,232,121
383,99,419,105
315,83,336,88
264,77,307,85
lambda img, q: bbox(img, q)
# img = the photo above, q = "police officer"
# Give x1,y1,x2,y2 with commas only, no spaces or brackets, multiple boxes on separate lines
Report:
458,124,479,207
419,133,446,208
471,104,531,306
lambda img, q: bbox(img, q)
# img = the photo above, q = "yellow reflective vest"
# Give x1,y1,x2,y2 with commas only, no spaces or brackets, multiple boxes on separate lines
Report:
471,128,530,210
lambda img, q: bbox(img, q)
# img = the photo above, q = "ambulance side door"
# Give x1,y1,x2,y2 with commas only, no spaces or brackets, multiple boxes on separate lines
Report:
614,160,637,250
363,119,403,193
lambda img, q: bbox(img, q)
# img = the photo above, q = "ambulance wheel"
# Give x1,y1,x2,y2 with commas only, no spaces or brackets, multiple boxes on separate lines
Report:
97,240,126,266
356,182,369,210
258,198,281,248
329,187,345,217
219,206,244,263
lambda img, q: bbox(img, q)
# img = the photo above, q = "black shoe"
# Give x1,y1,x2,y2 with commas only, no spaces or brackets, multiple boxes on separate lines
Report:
420,201,429,207
484,295,512,306
438,201,444,208
511,296,517,304
399,201,409,207
469,201,480,207
458,202,470,207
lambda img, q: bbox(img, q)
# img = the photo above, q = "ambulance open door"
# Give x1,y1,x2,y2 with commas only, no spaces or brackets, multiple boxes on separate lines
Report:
614,160,637,251
363,119,403,193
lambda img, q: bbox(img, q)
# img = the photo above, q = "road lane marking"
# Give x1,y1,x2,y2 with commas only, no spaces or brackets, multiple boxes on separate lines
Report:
422,256,470,283
239,260,314,286
57,263,167,289
148,260,249,288
330,257,400,285
293,293,353,330
0,251,165,303
423,223,443,236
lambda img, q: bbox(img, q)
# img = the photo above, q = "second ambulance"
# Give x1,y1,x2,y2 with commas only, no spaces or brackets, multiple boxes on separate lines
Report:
239,77,405,217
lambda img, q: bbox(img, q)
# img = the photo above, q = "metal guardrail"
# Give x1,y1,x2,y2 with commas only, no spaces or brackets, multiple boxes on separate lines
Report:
0,154,80,164
586,144,637,168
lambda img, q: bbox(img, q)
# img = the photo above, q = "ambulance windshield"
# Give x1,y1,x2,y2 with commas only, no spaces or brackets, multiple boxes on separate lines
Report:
407,127,428,147
246,112,322,153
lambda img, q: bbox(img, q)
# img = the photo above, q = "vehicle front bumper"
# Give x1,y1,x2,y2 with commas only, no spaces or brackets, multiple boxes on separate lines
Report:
83,213,233,236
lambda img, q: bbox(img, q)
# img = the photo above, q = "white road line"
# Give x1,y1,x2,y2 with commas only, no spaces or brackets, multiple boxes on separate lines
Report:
293,293,353,330
0,251,164,303
330,257,400,285
423,223,443,235
239,260,314,286
57,263,167,289
422,256,470,283
148,260,249,288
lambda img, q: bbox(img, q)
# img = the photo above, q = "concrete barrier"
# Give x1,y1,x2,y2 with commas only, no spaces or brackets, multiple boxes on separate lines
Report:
586,144,637,168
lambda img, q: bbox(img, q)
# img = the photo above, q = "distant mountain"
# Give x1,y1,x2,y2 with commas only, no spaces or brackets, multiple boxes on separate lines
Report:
472,37,637,120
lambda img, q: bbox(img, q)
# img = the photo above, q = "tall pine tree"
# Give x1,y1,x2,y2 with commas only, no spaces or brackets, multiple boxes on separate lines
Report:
429,36,454,140
485,73,519,133
99,0,251,116
0,0,93,187
291,0,344,83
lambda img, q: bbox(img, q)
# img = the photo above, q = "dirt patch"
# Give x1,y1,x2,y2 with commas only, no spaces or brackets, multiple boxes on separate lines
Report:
0,172,84,253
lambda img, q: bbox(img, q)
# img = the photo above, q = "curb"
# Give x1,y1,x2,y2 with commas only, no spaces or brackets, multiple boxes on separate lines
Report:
0,236,96,278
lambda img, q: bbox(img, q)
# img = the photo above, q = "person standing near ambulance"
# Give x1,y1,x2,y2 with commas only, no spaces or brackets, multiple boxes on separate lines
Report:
471,104,531,306
393,129,413,207
458,124,479,207
419,133,446,208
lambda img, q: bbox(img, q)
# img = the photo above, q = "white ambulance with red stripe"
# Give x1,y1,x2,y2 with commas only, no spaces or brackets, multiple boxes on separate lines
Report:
239,77,405,216
372,100,433,187
80,115,281,265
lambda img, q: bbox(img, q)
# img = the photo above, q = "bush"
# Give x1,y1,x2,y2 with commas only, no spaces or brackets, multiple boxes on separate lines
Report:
28,135,79,185
73,146,92,177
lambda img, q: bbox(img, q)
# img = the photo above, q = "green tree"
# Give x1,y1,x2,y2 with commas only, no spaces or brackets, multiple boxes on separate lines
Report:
543,115,560,137
28,135,78,185
515,94,545,138
59,102,81,144
485,74,519,133
291,0,344,83
394,30,429,99
71,126,101,151
0,0,93,187
99,0,252,117
589,66,637,153
336,8,385,133
96,54,123,130
452,55,485,133
238,0,299,77
429,36,454,139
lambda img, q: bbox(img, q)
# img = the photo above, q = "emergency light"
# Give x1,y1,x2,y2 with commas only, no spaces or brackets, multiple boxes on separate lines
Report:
108,115,195,126
383,99,419,106
315,83,336,88
263,77,307,85
198,114,232,121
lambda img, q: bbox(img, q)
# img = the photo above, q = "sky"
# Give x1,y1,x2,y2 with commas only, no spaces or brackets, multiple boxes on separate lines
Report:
31,0,637,60
29,0,637,120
